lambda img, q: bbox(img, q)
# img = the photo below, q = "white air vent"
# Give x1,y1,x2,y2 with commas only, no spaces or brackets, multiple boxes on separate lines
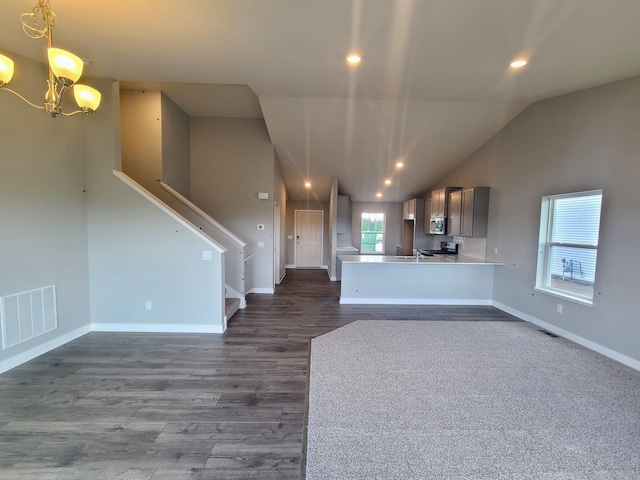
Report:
1,285,57,350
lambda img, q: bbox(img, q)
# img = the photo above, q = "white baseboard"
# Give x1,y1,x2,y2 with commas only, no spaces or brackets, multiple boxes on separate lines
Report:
285,265,328,270
340,298,493,305
0,325,91,375
247,287,275,294
330,276,337,281
492,301,640,372
92,323,224,334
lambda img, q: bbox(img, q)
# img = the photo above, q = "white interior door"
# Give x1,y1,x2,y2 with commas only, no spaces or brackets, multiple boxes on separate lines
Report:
295,210,323,268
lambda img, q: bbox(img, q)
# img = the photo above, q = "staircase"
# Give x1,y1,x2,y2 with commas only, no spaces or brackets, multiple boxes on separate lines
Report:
225,297,241,322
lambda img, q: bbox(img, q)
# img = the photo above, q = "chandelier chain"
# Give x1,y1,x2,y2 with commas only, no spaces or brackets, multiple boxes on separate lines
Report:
20,0,57,39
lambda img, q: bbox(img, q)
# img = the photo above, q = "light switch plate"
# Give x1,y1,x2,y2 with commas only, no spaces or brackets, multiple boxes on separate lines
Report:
258,241,265,248
257,224,265,230
202,250,212,260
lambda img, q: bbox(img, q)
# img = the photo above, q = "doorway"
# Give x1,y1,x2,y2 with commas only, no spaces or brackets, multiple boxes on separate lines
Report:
295,210,323,268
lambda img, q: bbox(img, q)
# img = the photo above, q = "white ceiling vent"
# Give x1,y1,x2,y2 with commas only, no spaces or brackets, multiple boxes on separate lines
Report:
1,285,58,350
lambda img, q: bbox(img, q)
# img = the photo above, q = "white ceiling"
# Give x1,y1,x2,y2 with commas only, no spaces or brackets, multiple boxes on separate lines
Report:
2,0,640,201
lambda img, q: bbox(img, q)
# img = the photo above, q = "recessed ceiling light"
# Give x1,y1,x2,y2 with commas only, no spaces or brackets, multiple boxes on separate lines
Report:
376,192,382,198
384,179,392,185
346,54,361,64
395,161,404,168
304,181,311,188
510,59,527,68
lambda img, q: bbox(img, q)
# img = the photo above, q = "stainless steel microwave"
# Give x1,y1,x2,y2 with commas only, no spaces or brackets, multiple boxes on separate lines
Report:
429,217,446,235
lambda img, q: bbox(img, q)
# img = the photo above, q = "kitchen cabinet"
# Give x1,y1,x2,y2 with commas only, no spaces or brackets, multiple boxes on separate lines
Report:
402,198,429,253
448,187,490,237
403,199,416,220
423,198,431,234
430,187,461,218
448,190,462,236
337,195,350,233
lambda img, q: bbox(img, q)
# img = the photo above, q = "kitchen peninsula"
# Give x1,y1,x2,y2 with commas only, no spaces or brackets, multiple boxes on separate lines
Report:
339,254,503,304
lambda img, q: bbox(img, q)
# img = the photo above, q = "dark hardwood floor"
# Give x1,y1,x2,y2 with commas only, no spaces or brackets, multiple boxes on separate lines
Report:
0,269,518,479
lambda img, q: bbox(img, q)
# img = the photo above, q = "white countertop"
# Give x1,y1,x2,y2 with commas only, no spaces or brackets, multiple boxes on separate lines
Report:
336,246,359,252
338,254,503,265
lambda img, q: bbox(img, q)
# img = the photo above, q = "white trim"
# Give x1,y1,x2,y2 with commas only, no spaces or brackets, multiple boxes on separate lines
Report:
533,286,593,307
92,323,224,334
285,264,296,269
247,288,275,294
113,170,226,254
330,276,337,281
492,301,640,372
160,181,247,247
340,298,493,305
279,270,286,283
322,265,328,270
0,325,90,374
274,202,281,286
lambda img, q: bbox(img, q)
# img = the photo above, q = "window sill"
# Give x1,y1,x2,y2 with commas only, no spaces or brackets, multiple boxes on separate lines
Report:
533,287,593,307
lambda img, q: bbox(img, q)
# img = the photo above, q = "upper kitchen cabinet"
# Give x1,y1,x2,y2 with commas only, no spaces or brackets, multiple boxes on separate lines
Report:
448,190,463,236
403,199,417,220
337,194,350,233
431,187,461,218
448,187,490,237
423,197,431,234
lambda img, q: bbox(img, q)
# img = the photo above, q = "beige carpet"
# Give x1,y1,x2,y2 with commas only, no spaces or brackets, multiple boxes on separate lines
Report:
306,320,640,479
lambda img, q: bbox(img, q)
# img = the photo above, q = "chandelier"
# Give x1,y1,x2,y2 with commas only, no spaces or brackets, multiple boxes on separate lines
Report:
0,0,101,117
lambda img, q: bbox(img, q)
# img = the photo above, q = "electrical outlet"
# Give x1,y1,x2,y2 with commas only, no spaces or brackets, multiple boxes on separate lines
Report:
557,303,563,314
258,241,265,248
145,301,152,311
257,224,265,230
202,250,212,260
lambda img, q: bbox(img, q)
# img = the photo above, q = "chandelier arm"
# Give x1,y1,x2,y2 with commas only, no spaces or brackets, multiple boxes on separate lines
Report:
0,87,45,110
60,110,87,117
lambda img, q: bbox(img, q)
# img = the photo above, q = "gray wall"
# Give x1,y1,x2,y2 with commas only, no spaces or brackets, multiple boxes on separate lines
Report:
0,52,91,367
350,202,404,255
161,93,191,198
286,200,330,267
436,75,640,364
85,80,225,331
120,90,191,198
190,117,276,293
274,158,287,282
328,178,338,279
120,89,162,192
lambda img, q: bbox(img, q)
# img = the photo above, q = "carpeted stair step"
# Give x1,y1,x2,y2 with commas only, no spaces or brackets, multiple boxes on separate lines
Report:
225,297,240,321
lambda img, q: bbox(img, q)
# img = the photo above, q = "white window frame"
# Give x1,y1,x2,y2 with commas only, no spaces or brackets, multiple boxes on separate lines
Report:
360,212,385,254
535,189,602,307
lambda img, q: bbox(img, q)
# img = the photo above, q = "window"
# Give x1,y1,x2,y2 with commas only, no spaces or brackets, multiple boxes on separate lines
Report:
361,213,385,253
535,190,603,305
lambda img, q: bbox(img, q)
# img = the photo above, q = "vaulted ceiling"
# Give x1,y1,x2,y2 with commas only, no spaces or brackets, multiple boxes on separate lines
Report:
2,0,640,201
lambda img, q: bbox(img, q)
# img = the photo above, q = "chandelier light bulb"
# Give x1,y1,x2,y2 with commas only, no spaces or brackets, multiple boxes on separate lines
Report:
74,84,101,111
48,48,83,85
0,54,15,85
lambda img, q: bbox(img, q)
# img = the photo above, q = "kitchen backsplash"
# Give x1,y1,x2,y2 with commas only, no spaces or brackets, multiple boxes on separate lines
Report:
452,236,487,259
